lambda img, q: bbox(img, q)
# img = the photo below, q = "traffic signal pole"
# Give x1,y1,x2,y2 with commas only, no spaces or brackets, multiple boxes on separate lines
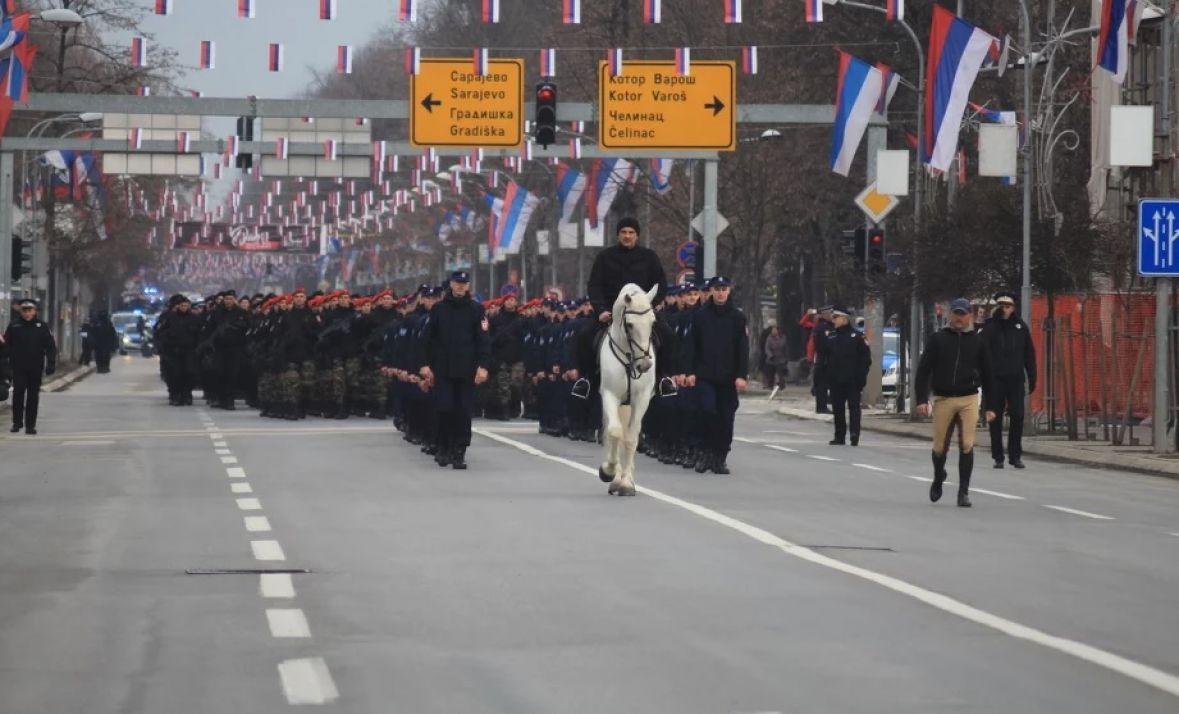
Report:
0,152,12,323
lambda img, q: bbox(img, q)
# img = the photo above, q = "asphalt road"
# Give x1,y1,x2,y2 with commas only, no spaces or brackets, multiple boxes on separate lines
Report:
1,357,1178,713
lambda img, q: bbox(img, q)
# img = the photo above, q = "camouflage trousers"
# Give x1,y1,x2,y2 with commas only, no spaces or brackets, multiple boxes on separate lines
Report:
317,358,346,413
494,361,525,418
277,364,300,410
344,357,362,405
355,367,389,415
258,370,277,409
298,362,316,409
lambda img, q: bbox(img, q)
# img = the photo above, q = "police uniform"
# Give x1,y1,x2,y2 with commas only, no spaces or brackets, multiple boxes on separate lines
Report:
3,300,58,434
687,277,748,474
815,306,872,446
982,291,1036,469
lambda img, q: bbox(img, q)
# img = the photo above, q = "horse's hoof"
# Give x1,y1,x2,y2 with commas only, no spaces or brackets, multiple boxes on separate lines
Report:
607,482,620,495
599,467,614,483
618,485,636,497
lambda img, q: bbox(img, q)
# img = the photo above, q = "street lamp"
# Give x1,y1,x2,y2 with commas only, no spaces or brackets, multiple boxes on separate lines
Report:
39,8,84,25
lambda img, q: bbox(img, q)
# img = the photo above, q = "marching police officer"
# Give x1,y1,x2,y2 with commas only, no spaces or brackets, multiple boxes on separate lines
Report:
3,299,57,435
982,291,1036,469
155,295,201,405
420,271,491,469
816,306,872,446
687,276,748,474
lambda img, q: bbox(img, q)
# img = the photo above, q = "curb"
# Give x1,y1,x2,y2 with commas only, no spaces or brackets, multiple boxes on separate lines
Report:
776,406,1179,480
45,365,96,392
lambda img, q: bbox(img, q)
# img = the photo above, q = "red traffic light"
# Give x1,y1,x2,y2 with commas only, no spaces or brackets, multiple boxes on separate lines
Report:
537,87,555,102
870,231,884,244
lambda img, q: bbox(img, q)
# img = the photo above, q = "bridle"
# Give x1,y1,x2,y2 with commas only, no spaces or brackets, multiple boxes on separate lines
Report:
606,300,654,405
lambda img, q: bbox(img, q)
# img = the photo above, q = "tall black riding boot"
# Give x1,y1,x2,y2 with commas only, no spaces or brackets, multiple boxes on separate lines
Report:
930,451,948,502
957,451,974,507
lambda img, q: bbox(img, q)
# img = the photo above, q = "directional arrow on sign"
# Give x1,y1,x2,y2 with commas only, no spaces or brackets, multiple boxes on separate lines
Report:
420,93,442,113
704,96,725,116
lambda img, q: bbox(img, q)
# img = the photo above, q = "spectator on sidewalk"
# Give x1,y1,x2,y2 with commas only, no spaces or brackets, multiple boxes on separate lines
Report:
982,291,1036,470
800,306,834,413
763,324,789,390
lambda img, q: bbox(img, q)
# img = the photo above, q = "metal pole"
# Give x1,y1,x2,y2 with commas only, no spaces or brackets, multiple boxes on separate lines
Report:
1154,6,1174,454
576,218,585,291
864,126,886,406
702,159,718,279
1020,0,1034,325
0,152,12,322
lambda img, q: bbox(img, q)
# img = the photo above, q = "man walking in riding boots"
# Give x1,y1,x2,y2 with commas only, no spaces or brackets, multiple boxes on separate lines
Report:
572,217,677,399
686,277,749,474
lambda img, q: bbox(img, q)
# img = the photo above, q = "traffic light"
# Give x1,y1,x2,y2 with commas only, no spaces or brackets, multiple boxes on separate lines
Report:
235,116,254,170
534,82,557,148
840,228,866,273
867,228,885,276
10,236,31,281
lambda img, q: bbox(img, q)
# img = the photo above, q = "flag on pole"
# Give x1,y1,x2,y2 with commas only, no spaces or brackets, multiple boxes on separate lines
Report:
324,139,338,161
398,0,417,21
268,43,284,71
741,45,758,74
885,0,903,21
555,163,585,226
830,51,883,176
562,0,580,23
337,45,353,74
608,48,623,77
540,48,555,77
473,47,489,76
1127,0,1145,46
875,62,900,115
643,0,660,23
569,138,582,159
138,85,151,96
227,135,239,155
924,4,999,170
0,11,25,53
319,0,336,20
131,37,146,67
495,181,540,255
806,0,822,22
237,0,255,18
129,127,143,150
275,137,289,159
649,159,674,194
199,40,215,69
482,0,500,23
177,131,192,153
154,0,172,15
404,47,420,75
724,0,741,23
1096,0,1129,84
675,47,691,76
2,19,34,103
584,159,632,228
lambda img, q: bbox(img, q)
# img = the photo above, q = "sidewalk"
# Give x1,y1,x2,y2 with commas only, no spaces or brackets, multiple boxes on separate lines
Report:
764,383,1179,479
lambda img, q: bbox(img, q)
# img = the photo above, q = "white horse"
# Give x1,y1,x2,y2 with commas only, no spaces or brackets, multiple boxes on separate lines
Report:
597,283,659,497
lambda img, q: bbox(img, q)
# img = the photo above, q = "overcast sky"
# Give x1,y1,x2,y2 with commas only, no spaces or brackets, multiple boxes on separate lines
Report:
135,0,397,99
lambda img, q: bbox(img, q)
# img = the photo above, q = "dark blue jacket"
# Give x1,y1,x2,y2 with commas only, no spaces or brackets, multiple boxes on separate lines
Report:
424,293,490,379
689,301,749,382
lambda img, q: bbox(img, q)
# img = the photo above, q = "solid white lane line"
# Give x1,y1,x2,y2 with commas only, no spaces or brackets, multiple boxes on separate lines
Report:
226,467,246,479
767,445,799,453
212,441,228,448
215,448,232,455
220,456,238,464
732,437,759,444
244,516,272,532
278,658,339,705
236,498,262,511
906,475,933,482
807,454,838,462
251,540,286,561
853,463,892,472
59,440,116,446
260,573,296,599
476,427,1179,700
1044,505,1114,521
266,609,311,638
230,482,253,494
1170,533,1179,538
972,488,1025,501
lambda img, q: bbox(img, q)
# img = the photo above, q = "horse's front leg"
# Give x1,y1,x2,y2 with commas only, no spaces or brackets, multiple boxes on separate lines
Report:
599,390,622,485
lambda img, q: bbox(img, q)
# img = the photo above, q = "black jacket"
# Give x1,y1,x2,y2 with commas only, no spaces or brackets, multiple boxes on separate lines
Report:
424,292,491,379
3,317,57,373
915,327,996,408
982,314,1037,389
156,310,201,355
816,324,872,388
587,243,667,316
490,308,525,365
689,301,749,382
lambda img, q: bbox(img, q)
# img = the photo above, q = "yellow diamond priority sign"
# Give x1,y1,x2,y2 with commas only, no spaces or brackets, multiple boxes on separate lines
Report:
598,60,736,151
410,58,524,148
855,181,900,225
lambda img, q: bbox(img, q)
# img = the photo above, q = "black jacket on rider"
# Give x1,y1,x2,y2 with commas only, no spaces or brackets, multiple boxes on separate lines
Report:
587,244,667,316
915,326,996,408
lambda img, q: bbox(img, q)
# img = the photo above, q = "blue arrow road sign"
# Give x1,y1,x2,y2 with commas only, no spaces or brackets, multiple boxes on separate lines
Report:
1138,199,1179,277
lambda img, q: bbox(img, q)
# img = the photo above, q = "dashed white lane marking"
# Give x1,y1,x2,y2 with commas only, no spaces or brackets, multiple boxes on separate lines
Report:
251,540,287,561
732,437,759,444
806,454,838,462
260,573,296,599
906,475,933,482
973,488,1025,501
215,448,232,456
59,440,116,446
236,498,262,511
226,467,246,479
220,456,239,464
267,609,311,638
208,433,223,440
476,427,1179,699
205,426,218,432
244,516,272,532
1044,505,1115,521
1170,532,1179,538
212,441,228,448
278,657,339,705
853,463,891,472
767,445,799,453
231,482,254,494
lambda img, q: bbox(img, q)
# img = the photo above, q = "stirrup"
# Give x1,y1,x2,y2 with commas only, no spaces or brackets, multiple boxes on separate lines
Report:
657,377,679,398
571,378,591,400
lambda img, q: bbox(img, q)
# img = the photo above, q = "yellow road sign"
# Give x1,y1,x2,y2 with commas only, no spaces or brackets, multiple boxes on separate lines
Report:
410,58,524,148
854,181,900,225
598,60,736,151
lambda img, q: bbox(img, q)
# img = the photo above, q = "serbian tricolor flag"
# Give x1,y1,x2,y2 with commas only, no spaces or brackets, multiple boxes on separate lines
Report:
569,138,582,159
494,181,540,255
724,0,741,24
649,159,674,194
227,135,239,155
830,51,882,176
555,163,585,225
886,0,903,21
2,21,35,104
398,0,416,21
1096,0,1129,84
404,47,420,74
176,131,192,153
237,0,255,18
337,45,353,74
607,48,623,77
540,48,555,77
473,48,489,76
741,46,758,74
199,40,215,69
275,137,289,159
482,0,499,23
675,48,690,76
324,139,338,161
0,11,26,54
642,0,660,23
154,0,172,15
319,0,337,20
924,4,999,171
562,0,580,23
268,43,283,71
137,85,151,96
875,62,899,115
806,0,822,23
131,37,146,67
129,127,143,150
